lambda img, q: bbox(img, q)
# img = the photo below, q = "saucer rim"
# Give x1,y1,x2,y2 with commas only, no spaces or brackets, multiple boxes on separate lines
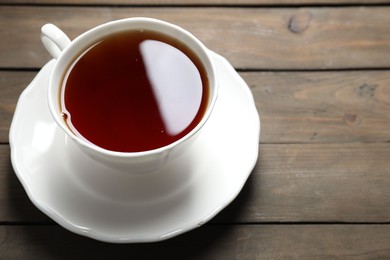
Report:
9,51,260,243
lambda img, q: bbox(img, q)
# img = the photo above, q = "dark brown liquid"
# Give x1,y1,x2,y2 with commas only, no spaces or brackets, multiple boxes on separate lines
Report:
61,30,209,152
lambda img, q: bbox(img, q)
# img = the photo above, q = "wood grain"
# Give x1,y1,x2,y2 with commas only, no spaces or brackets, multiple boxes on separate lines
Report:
2,0,390,5
0,225,389,258
247,70,390,143
2,70,390,144
217,143,390,223
1,6,390,69
2,143,390,223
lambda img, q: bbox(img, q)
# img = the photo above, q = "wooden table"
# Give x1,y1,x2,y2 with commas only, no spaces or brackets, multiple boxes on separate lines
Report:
1,0,390,258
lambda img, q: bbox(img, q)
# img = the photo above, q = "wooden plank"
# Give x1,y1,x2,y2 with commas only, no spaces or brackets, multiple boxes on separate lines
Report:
216,143,390,223
2,70,390,144
247,70,390,144
0,225,389,258
1,6,390,69
2,143,390,223
2,0,390,5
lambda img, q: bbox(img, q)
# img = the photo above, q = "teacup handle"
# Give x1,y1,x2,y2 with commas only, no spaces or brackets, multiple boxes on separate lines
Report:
41,24,71,59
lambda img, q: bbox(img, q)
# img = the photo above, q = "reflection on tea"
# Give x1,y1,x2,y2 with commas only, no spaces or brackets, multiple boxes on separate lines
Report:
61,30,209,152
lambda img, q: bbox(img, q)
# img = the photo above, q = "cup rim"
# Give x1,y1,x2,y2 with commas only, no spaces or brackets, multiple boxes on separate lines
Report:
48,17,218,158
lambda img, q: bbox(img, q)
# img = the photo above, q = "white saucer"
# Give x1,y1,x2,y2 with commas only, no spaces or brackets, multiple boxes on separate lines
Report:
9,51,260,243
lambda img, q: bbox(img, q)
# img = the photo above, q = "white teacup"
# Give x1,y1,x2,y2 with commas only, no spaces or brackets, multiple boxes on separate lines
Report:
41,18,218,171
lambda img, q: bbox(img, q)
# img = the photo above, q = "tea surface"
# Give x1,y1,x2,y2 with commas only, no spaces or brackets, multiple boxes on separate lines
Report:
61,30,208,152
